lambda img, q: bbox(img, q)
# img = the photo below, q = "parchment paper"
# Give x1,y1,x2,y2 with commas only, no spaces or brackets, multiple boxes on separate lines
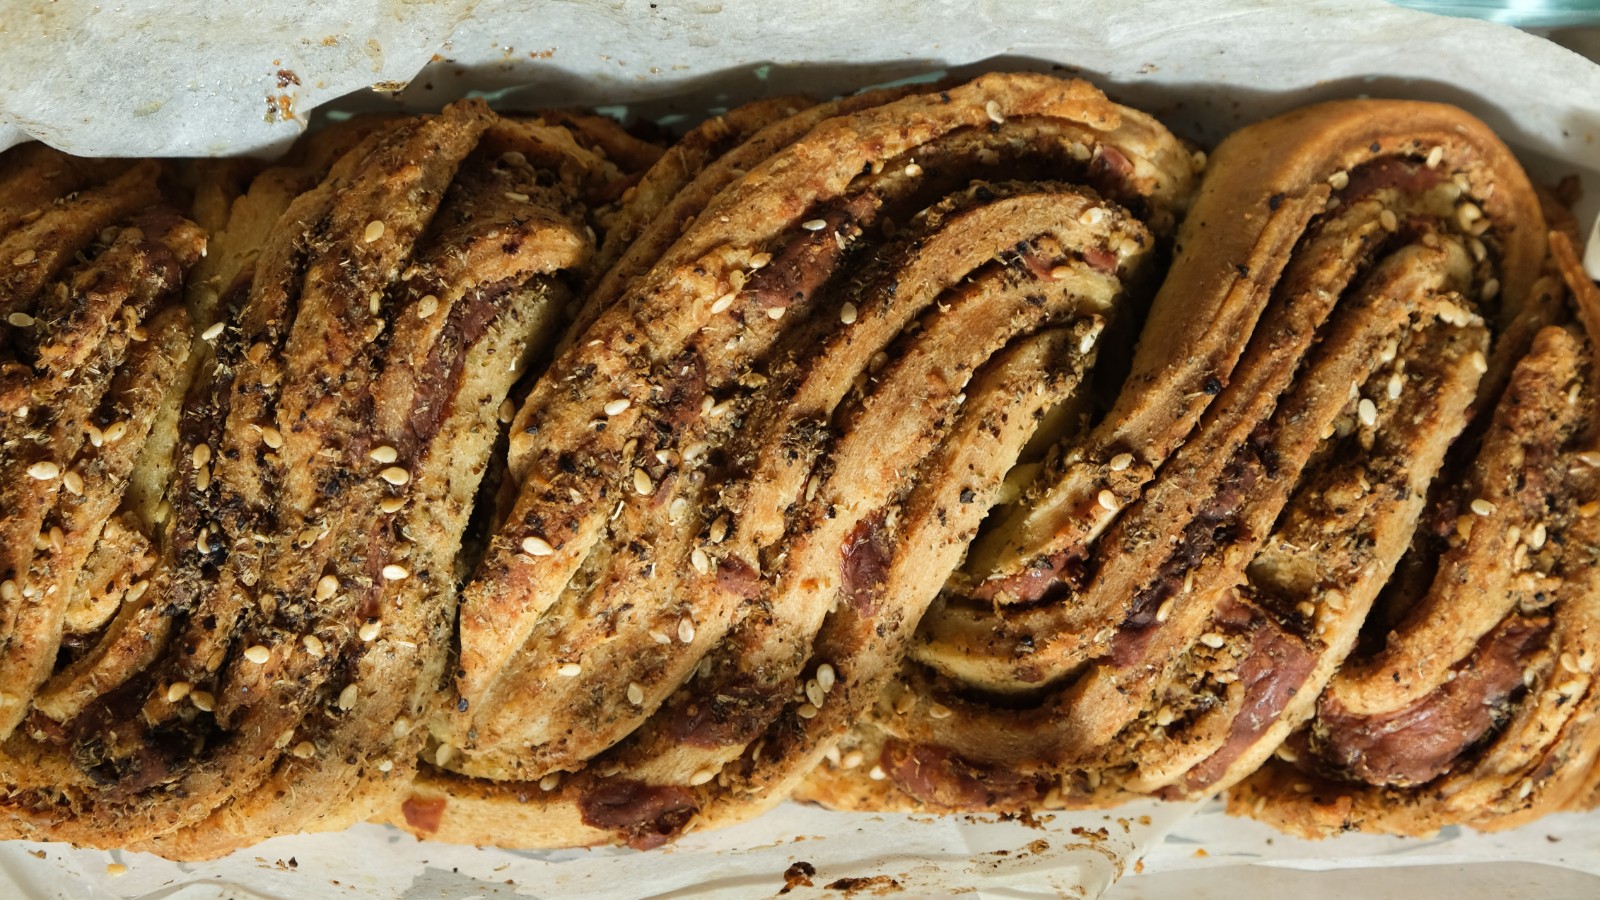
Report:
1,2,1598,897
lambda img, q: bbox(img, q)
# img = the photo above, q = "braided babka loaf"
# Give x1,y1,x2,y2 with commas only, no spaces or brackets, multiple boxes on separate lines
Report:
1,73,1597,860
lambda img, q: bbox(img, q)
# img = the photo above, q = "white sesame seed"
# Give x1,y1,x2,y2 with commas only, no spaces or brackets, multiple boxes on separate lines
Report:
678,615,696,643
1481,278,1500,302
748,252,772,269
192,444,212,469
1078,207,1106,226
1379,209,1398,232
166,681,193,703
869,765,886,781
0,580,15,602
1155,707,1177,726
603,397,631,416
690,547,711,575
393,717,412,738
6,312,35,327
557,662,583,677
817,663,836,692
12,249,36,266
649,629,672,645
243,645,271,664
839,302,858,325
522,535,554,556
903,162,922,177
191,690,216,712
710,292,736,314
928,703,952,720
539,772,562,791
801,218,827,232
1109,452,1134,472
260,425,284,449
359,620,382,641
1357,398,1378,427
1049,265,1071,281
379,466,411,486
1470,351,1488,375
26,461,59,481
292,741,316,759
1155,596,1176,624
796,703,819,719
363,220,386,243
1388,373,1404,400
1529,523,1548,550
1327,170,1350,190
1199,633,1226,649
434,743,455,767
627,682,645,706
369,445,398,464
338,684,359,710
1471,498,1495,517
668,497,689,525
201,321,225,341
1456,202,1483,232
1097,489,1118,511
806,679,825,708
315,575,340,600
633,468,654,495
1426,145,1444,169
504,191,531,203
766,306,785,320
102,422,126,444
379,496,406,514
689,768,716,786
416,294,439,319
985,99,1004,124
303,634,327,657
382,564,409,581
1079,331,1098,354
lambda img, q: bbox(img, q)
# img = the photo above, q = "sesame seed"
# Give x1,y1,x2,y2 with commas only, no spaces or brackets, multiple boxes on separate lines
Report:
709,292,736,314
796,703,819,719
12,249,36,265
1379,209,1398,232
382,564,409,581
359,620,382,641
1078,207,1106,226
689,768,716,786
166,681,193,703
338,684,358,710
1155,707,1176,726
668,498,689,525
363,221,385,243
557,662,582,677
1296,600,1317,618
1109,452,1134,472
1481,278,1500,301
984,99,1004,124
903,161,922,177
1327,170,1350,190
303,634,327,657
1456,202,1483,231
709,515,730,544
600,397,633,419
200,321,225,341
260,425,284,449
1387,373,1404,400
504,190,530,203
539,772,562,791
376,758,395,773
1357,398,1378,427
839,302,858,325
690,547,711,575
1097,489,1118,511
801,218,827,232
1079,331,1097,354
191,690,216,712
806,679,825,708
192,444,212,469
243,645,271,664
1529,523,1548,550
26,461,59,480
433,744,455,767
1199,633,1226,649
748,252,772,270
766,306,785,320
1468,237,1487,262
678,615,696,643
413,294,440,320
1469,351,1488,375
1471,498,1495,516
369,445,398,464
1049,265,1071,281
627,682,645,705
379,496,406,514
633,468,653,495
6,312,35,327
928,703,952,720
817,663,836,692
649,629,672,645
379,466,410,486
1426,145,1444,169
0,580,14,602
316,575,340,600
292,741,316,759
868,765,886,781
104,421,127,443
1155,596,1176,624
522,535,554,556
54,467,84,496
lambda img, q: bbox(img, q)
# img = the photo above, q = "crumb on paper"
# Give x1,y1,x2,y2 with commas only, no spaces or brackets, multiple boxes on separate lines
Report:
825,874,903,896
1192,847,1209,858
779,860,816,894
277,69,301,88
106,863,128,877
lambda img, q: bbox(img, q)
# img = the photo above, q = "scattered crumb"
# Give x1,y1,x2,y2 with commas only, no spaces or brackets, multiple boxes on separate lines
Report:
1192,847,1209,858
825,874,903,895
779,860,816,894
